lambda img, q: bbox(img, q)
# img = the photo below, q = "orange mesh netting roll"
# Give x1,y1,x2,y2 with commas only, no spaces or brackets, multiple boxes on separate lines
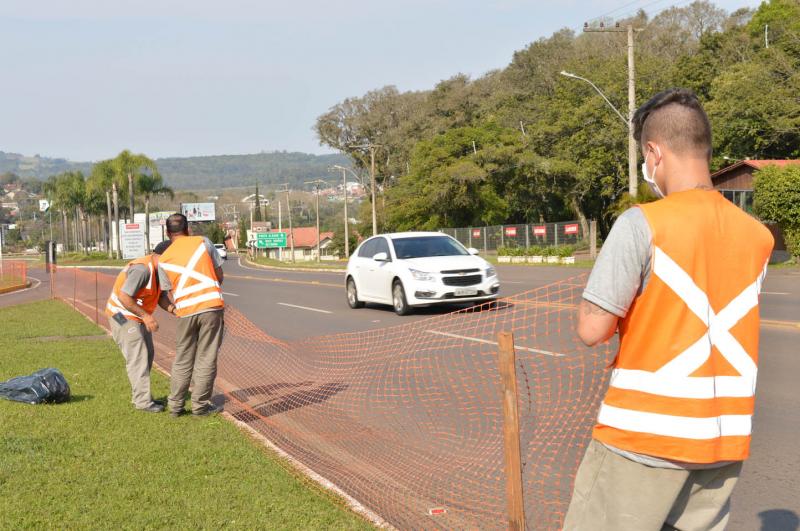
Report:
56,268,614,530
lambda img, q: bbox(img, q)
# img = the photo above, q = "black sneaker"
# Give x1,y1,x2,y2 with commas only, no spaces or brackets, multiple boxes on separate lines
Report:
153,398,166,406
170,409,186,418
193,404,223,417
137,402,165,413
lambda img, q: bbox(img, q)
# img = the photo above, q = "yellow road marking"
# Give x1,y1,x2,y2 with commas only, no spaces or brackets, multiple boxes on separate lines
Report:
761,319,800,331
226,274,341,289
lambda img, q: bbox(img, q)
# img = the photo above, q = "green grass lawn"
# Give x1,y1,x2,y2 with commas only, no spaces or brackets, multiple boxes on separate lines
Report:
57,252,129,267
0,300,372,530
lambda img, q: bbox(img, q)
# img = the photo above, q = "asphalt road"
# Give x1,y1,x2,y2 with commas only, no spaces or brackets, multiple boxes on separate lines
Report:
219,255,800,530
5,257,798,529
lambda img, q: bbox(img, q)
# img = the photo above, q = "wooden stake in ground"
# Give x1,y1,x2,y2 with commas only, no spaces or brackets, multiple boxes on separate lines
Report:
497,331,526,531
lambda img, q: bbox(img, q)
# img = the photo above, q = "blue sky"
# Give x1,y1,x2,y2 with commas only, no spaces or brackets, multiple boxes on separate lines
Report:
0,0,760,161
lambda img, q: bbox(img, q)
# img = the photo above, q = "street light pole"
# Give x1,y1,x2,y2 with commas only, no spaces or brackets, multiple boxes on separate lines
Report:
349,143,383,236
305,179,327,263
560,70,636,196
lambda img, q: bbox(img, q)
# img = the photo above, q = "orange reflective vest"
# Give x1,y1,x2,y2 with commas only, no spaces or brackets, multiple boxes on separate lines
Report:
593,190,774,463
158,236,224,317
106,256,161,323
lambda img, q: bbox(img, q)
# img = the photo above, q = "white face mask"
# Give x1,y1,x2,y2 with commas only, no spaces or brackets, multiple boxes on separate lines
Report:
642,147,665,199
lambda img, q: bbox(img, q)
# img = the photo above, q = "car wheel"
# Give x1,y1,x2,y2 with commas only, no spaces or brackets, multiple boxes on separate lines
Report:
346,277,365,309
392,281,411,316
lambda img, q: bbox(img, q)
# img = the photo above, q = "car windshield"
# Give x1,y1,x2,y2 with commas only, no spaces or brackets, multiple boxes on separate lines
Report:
392,236,469,259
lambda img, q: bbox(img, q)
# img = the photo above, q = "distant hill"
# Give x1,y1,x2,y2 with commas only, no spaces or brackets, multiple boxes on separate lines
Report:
0,150,351,190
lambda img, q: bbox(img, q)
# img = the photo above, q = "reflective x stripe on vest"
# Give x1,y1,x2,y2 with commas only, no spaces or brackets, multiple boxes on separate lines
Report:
592,191,774,464
599,248,766,440
159,239,223,315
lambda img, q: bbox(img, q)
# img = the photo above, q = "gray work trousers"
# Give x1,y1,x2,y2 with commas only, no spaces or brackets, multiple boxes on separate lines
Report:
109,316,157,409
168,310,224,414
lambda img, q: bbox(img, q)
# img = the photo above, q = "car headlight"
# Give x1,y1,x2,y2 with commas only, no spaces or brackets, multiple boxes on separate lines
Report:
485,266,497,278
409,268,435,282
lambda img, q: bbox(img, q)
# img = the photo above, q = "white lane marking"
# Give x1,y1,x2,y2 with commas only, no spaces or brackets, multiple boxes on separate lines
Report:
277,302,332,314
761,292,788,295
502,280,525,284
222,291,239,297
426,329,564,357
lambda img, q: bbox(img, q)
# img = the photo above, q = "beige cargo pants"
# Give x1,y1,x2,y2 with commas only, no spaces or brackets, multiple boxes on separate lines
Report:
563,440,742,531
109,316,157,409
168,310,224,414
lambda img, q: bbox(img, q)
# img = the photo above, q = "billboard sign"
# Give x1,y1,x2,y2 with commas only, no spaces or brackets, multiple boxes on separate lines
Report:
504,226,517,237
471,229,481,238
39,199,50,212
564,224,579,235
533,226,546,236
181,202,216,222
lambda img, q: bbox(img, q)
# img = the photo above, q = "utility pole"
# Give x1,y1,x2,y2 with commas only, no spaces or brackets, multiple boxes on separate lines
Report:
349,143,383,236
331,165,357,259
305,179,327,263
583,22,642,197
277,199,282,261
112,182,121,259
127,172,135,223
278,184,294,262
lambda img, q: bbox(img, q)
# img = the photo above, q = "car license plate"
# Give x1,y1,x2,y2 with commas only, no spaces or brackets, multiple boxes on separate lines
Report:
454,288,478,297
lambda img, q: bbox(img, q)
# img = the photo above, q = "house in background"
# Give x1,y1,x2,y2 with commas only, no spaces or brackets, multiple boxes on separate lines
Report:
264,226,336,261
711,159,800,259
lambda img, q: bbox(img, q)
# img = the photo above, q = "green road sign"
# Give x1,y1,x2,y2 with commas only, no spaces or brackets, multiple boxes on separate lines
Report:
256,231,287,248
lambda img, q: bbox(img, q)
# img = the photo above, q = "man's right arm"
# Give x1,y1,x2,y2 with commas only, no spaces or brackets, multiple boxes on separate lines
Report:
577,208,651,347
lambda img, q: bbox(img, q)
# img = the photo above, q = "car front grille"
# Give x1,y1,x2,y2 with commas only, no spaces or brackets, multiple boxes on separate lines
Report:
442,274,482,287
440,268,480,274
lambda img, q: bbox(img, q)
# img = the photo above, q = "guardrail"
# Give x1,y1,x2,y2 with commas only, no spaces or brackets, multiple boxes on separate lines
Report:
52,267,613,530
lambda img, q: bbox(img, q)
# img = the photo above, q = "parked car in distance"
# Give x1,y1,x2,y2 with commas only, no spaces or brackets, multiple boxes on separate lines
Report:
345,232,500,315
214,243,228,260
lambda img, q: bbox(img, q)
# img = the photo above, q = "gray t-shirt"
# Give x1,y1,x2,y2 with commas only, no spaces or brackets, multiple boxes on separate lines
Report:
121,264,151,297
585,207,730,470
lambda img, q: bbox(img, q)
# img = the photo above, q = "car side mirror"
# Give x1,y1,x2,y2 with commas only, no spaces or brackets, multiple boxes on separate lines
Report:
373,252,389,262
467,247,480,255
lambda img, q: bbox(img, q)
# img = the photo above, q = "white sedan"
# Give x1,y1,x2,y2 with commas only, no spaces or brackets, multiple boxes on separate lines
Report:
214,243,228,260
345,232,500,315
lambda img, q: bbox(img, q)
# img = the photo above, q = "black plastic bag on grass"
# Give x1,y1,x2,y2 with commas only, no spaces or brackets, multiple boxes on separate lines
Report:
0,368,71,404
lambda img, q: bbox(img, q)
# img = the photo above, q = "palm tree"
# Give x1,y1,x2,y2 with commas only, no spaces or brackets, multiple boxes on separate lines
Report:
88,160,116,257
112,150,157,224
136,172,174,252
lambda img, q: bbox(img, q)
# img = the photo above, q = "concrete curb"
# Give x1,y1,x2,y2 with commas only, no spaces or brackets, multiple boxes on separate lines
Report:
0,280,30,295
57,265,124,270
240,256,346,274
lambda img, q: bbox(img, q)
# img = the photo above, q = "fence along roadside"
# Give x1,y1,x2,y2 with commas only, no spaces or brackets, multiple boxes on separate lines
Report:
53,267,612,530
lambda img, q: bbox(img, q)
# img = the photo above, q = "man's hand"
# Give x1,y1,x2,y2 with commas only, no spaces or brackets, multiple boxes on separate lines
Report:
142,314,159,333
577,299,619,347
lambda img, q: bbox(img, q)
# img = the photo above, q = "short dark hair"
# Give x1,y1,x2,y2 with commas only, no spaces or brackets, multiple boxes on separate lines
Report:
166,213,189,235
632,88,712,159
153,240,172,255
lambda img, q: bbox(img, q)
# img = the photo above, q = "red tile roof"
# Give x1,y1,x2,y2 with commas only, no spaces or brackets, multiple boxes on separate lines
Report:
270,227,334,248
711,159,800,179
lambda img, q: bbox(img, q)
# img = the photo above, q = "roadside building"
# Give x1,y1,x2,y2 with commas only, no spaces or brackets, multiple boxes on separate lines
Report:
711,159,800,259
265,226,335,261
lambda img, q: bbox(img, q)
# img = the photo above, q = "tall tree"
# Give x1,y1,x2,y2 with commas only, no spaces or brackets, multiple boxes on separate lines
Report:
136,172,174,252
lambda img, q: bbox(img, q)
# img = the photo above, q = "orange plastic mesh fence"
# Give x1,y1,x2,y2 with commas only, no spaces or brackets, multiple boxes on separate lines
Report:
54,268,615,530
0,260,27,289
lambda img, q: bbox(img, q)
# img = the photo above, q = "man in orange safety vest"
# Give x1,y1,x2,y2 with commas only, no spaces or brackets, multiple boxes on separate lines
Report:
106,240,173,413
563,89,774,530
157,213,226,417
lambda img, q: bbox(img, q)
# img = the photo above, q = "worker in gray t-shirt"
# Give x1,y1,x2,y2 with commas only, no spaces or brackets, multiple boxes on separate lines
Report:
105,240,174,413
